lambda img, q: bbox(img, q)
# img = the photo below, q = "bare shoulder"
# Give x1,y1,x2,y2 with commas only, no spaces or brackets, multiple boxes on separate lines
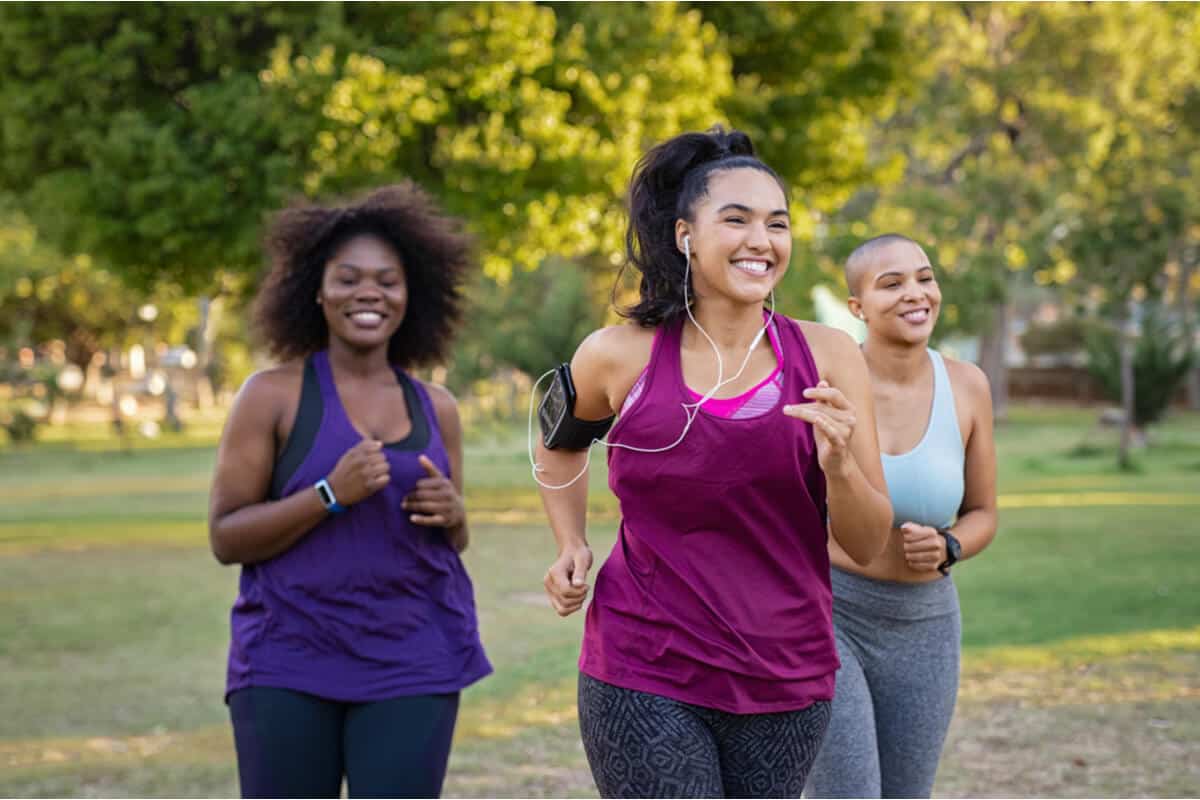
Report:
796,320,863,380
220,361,304,444
575,322,656,369
233,362,303,414
417,378,460,419
943,355,992,405
573,321,657,416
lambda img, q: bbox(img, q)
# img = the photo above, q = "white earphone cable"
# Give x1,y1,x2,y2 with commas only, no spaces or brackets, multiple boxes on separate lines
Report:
528,237,776,490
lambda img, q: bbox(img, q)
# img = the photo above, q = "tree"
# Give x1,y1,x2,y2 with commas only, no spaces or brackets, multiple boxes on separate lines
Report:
1,2,927,389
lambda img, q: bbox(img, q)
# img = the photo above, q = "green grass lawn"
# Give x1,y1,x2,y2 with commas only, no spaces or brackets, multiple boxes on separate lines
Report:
0,404,1197,797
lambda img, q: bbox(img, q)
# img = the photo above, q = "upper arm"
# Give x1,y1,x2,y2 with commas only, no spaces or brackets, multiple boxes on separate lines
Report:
426,382,465,495
569,324,655,420
804,323,888,495
953,360,997,516
209,370,290,522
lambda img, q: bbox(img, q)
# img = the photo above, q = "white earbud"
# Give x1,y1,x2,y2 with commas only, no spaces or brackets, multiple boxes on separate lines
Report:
683,235,691,257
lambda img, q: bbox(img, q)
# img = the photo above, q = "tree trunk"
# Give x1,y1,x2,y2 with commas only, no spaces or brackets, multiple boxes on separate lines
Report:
194,295,222,410
1118,301,1137,470
1178,254,1200,410
978,299,1011,422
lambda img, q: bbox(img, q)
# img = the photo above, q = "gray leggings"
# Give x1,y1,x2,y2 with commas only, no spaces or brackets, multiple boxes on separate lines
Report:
579,673,832,798
805,567,961,799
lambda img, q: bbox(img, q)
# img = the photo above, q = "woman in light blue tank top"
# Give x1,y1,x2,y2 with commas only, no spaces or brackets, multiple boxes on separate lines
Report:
806,234,998,799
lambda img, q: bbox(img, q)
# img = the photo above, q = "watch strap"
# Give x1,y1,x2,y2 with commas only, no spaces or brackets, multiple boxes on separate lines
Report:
936,527,960,575
314,478,347,514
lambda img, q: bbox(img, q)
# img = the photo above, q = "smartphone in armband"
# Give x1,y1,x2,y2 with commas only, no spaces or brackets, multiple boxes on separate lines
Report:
538,363,614,450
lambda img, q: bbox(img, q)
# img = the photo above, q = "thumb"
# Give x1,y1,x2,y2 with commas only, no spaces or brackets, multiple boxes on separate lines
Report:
900,522,917,534
418,454,443,477
571,550,592,587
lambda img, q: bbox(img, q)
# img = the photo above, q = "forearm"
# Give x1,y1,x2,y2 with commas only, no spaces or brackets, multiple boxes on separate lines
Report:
535,444,591,552
209,487,329,565
948,507,997,561
827,459,892,565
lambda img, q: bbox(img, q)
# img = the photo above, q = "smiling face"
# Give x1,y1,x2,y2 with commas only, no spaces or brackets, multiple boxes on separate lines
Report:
675,167,791,308
848,239,941,345
317,233,408,353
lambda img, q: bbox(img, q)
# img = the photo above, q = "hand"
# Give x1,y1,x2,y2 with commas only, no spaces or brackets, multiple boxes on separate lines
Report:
327,439,390,506
403,455,465,528
544,542,593,617
783,380,858,478
900,522,947,572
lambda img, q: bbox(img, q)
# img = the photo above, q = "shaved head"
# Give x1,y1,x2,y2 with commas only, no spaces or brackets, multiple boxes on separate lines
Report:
845,233,926,296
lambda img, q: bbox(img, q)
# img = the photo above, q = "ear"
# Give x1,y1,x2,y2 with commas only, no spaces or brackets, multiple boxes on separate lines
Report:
847,295,864,322
674,219,690,255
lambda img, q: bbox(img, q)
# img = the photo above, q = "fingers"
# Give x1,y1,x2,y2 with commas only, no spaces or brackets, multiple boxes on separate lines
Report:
801,380,852,410
543,562,589,616
409,512,451,527
572,548,594,587
543,548,592,617
783,402,856,430
901,523,944,571
783,404,853,448
418,454,444,478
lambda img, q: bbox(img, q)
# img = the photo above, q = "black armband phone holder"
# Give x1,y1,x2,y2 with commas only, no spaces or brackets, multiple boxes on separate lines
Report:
538,363,615,450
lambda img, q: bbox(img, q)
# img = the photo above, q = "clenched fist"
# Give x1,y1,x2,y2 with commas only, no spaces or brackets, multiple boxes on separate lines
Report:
327,439,390,507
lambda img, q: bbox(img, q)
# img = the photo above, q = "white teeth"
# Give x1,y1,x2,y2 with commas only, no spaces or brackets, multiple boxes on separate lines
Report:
902,309,929,322
350,312,383,324
733,260,769,274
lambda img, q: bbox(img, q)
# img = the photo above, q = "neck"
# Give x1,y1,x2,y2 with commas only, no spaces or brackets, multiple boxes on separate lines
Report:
326,338,393,379
861,333,929,385
685,296,769,352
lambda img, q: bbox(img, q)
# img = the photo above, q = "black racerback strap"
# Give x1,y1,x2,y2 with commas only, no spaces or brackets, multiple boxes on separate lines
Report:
269,356,323,500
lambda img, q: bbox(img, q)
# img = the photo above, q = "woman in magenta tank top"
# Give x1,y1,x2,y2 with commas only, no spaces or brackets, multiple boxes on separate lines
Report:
208,185,490,797
534,128,894,798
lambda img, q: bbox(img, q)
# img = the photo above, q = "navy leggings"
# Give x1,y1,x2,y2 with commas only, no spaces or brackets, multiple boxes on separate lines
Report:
228,687,459,798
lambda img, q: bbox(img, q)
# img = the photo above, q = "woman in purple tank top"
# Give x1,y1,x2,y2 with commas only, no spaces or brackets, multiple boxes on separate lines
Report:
208,185,491,798
534,128,894,798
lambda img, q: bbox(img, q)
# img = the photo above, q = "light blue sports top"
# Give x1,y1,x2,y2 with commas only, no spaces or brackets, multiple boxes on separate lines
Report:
881,349,965,529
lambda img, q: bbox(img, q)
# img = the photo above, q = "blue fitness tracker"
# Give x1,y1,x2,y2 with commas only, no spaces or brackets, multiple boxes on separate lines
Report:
314,478,347,514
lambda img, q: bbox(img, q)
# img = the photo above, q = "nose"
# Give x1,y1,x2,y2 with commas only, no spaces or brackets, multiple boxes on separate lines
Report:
745,221,770,252
355,283,383,302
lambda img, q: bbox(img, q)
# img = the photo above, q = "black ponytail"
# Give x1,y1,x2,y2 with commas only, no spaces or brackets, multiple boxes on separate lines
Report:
616,126,786,327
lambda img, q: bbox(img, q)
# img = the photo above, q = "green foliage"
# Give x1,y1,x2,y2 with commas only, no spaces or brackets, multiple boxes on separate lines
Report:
0,2,923,325
449,257,602,389
1085,308,1194,427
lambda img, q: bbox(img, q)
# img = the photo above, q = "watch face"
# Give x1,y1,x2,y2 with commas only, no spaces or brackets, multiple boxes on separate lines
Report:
947,535,962,560
316,482,334,506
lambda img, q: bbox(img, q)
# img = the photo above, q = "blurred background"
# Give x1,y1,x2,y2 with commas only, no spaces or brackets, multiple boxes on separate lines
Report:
0,3,1196,797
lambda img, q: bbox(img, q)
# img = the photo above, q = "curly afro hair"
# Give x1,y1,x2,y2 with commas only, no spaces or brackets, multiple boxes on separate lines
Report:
253,182,475,368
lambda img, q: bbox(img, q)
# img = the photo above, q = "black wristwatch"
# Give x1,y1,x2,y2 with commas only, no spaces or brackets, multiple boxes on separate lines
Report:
937,528,962,576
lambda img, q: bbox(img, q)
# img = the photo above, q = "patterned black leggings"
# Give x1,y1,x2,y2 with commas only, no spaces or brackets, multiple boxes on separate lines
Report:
578,673,831,798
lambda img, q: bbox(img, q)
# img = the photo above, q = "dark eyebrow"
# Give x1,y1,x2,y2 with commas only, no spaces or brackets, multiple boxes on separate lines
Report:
716,203,790,217
333,261,400,273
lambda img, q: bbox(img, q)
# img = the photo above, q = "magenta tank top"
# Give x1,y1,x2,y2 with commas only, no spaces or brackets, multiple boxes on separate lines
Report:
580,313,837,713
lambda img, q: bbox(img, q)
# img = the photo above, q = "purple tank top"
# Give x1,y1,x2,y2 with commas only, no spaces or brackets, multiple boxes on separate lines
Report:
225,351,491,702
580,314,837,713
